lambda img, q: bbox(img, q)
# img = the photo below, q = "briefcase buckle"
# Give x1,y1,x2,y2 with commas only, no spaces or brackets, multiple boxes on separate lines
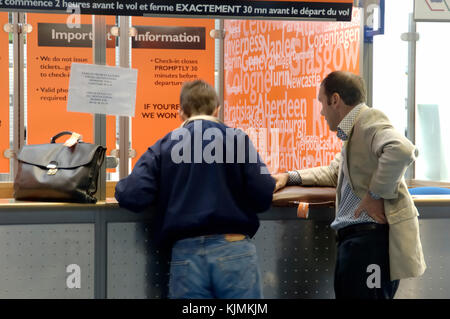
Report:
47,168,58,175
47,162,58,175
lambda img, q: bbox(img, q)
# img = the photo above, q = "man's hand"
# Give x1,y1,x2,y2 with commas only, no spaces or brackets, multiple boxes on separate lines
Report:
354,193,387,224
272,173,289,193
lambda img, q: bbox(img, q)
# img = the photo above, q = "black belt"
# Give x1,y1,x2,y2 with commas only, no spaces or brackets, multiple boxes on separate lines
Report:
336,223,388,242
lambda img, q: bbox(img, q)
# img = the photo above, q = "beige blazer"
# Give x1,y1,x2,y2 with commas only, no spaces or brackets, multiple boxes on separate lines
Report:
294,105,426,280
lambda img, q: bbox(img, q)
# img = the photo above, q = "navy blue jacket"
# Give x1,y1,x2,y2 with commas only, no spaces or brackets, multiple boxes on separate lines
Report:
115,119,275,246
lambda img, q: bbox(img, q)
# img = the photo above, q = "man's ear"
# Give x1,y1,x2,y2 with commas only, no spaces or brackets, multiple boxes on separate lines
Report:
179,108,188,121
212,105,221,118
331,93,340,108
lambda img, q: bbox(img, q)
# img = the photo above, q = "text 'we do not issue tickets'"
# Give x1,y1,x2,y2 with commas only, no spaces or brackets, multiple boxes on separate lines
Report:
67,63,138,117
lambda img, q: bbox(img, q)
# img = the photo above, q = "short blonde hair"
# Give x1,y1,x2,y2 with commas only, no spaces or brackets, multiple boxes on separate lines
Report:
180,80,219,117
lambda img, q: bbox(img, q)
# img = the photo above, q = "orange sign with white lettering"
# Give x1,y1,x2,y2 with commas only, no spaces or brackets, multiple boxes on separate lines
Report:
131,17,215,166
26,13,116,161
224,9,361,173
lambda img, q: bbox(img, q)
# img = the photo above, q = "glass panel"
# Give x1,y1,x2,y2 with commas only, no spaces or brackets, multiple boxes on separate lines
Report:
25,13,117,178
415,22,450,182
372,0,412,134
130,17,215,168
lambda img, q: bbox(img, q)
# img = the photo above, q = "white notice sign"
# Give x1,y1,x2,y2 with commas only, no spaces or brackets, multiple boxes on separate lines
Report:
67,63,137,117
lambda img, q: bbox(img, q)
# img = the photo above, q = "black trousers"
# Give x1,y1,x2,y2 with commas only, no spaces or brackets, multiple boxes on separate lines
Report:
334,224,400,299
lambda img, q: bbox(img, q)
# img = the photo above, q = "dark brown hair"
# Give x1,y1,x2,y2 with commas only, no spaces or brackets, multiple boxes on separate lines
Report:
321,71,366,106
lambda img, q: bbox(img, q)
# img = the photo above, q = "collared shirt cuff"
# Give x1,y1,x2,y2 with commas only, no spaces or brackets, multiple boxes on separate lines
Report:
368,190,381,200
287,171,302,186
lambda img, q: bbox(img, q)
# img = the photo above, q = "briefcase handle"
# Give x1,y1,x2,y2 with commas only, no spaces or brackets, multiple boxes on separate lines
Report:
50,131,82,144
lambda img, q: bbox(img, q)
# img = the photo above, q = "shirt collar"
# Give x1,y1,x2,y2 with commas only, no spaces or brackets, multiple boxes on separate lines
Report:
181,115,222,128
336,103,365,141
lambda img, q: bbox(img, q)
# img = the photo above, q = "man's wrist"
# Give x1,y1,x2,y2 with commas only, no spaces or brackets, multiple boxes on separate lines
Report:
287,171,302,186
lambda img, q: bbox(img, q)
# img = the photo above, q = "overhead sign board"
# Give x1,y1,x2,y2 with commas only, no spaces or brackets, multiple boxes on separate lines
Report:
414,0,450,22
0,1,354,21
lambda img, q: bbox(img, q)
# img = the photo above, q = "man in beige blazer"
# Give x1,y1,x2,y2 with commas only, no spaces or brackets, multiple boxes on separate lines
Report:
273,71,426,299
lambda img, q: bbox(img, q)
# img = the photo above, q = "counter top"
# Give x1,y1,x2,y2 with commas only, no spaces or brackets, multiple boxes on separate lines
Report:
0,179,449,209
0,194,449,209
410,195,450,205
0,198,119,208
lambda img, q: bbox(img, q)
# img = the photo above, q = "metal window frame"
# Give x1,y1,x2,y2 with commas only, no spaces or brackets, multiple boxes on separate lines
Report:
93,15,107,201
405,13,417,179
118,16,131,179
12,12,25,179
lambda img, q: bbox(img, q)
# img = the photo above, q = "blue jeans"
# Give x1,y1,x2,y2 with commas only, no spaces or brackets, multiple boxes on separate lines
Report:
168,235,263,299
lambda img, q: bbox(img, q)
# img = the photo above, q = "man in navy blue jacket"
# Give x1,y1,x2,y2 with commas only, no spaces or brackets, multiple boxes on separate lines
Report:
115,80,275,299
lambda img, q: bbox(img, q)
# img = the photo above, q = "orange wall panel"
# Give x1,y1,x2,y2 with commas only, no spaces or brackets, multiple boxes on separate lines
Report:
224,9,361,173
131,17,215,166
0,13,9,173
26,14,117,160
